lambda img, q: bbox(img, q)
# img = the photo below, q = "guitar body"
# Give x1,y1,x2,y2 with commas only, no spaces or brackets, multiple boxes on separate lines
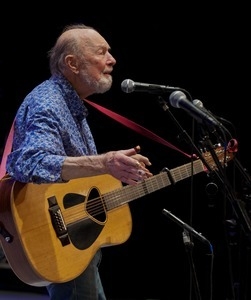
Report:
0,174,132,286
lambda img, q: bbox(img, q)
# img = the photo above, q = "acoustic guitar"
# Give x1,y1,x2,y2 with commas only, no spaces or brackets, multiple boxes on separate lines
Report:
0,146,233,286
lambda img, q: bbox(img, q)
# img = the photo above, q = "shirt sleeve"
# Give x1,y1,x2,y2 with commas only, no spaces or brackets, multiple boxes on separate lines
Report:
6,108,67,184
6,77,95,184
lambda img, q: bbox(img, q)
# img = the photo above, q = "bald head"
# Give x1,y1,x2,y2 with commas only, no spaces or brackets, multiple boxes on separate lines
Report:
47,23,116,99
48,24,100,75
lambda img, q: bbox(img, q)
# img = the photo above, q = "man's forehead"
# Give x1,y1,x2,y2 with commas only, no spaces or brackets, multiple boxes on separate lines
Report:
79,30,110,48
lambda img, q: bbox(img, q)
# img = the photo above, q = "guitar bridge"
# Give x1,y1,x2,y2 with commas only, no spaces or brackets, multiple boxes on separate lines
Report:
48,196,70,246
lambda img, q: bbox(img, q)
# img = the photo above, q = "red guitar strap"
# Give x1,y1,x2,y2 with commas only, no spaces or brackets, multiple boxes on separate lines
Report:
0,120,15,179
84,99,192,159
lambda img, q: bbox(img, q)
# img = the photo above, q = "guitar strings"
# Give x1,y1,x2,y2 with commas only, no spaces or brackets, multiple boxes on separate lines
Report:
62,159,205,225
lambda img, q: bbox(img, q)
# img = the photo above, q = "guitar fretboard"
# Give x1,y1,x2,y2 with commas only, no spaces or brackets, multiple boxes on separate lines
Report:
105,159,205,210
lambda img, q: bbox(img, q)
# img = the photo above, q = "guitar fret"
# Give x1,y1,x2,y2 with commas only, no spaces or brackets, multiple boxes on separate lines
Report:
170,160,205,183
105,172,172,211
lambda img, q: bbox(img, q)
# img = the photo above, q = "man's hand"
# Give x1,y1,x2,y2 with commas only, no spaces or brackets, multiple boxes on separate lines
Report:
104,145,153,185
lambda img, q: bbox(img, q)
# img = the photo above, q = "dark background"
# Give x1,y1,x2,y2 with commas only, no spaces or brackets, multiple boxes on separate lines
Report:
0,3,250,299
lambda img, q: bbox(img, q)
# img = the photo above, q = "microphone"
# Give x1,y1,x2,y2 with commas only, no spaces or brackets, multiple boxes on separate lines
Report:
162,209,210,245
121,79,180,94
169,91,220,127
192,99,223,127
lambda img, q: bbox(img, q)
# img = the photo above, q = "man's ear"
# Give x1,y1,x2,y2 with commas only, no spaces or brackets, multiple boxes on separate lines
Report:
65,55,79,74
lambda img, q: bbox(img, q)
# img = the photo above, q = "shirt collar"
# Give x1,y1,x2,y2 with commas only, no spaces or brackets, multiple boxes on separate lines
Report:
51,73,89,118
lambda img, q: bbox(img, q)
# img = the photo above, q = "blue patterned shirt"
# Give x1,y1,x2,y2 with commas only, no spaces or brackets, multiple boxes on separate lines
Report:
6,74,97,183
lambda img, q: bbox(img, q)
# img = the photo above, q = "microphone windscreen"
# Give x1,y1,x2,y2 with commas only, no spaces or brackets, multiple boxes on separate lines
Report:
121,79,134,93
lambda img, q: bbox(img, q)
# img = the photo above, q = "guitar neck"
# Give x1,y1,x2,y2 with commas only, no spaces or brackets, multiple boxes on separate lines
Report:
105,159,205,210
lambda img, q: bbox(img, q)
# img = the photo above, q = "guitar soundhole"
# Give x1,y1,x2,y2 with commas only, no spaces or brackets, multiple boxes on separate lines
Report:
63,188,106,250
63,189,106,222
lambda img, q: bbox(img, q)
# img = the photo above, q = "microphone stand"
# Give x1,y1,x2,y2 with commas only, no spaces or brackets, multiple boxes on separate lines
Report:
162,209,213,300
158,96,217,300
182,229,200,300
157,96,216,173
158,95,251,238
158,95,251,299
194,113,251,300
